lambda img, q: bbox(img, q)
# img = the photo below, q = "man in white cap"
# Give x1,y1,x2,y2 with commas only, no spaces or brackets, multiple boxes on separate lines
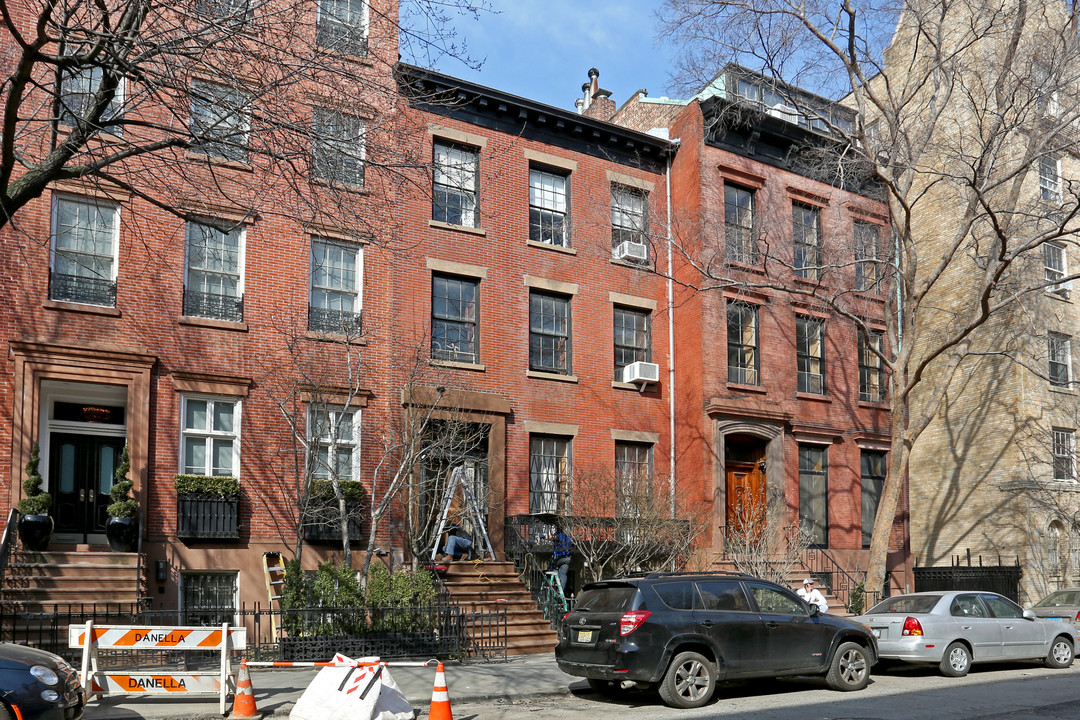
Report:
797,577,829,613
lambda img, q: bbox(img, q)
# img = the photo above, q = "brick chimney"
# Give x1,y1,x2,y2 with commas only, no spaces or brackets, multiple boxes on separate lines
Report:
579,68,616,121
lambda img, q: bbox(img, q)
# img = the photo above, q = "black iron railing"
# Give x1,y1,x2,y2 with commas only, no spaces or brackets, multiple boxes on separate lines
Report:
183,288,243,322
308,306,362,336
505,515,567,627
0,508,19,600
49,272,116,307
177,496,240,539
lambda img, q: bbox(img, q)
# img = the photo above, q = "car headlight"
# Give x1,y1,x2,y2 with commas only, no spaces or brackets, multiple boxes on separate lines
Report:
40,689,60,702
30,665,60,686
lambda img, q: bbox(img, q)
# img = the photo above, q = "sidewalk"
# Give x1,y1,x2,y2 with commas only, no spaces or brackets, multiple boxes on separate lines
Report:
82,653,580,719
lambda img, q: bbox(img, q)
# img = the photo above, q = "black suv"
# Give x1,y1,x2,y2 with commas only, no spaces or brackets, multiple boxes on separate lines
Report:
555,572,878,708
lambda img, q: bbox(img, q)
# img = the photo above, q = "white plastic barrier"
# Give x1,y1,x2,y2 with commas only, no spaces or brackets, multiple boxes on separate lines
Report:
68,621,246,715
287,655,414,720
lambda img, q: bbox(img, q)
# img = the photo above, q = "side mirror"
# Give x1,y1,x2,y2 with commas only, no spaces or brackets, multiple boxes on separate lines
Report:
1023,608,1037,621
808,603,820,616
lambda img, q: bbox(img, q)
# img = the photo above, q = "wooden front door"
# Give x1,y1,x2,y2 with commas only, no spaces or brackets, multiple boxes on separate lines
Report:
726,460,766,532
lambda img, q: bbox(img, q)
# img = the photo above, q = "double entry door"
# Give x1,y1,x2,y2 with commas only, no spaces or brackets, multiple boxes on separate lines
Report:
51,433,125,542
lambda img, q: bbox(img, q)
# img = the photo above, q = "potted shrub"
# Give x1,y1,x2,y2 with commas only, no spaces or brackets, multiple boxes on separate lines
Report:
106,444,139,552
302,479,365,542
175,475,241,539
17,443,52,551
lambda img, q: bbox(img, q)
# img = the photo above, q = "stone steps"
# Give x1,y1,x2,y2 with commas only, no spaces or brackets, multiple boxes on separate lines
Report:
2,550,143,607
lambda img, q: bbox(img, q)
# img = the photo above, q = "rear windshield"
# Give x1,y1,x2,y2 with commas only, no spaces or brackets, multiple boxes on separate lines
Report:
867,595,941,614
574,586,638,613
1035,590,1080,608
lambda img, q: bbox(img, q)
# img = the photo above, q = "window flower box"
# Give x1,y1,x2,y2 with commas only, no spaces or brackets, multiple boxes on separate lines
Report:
175,475,241,540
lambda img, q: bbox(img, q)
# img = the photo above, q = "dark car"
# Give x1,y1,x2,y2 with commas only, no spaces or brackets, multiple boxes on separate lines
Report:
0,642,83,720
555,572,877,709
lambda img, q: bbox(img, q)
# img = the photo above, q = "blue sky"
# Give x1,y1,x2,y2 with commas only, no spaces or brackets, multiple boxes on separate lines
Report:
429,1,681,113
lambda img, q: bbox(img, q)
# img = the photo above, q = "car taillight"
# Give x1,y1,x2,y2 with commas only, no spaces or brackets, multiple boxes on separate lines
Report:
1074,610,1080,623
620,610,651,636
902,616,924,636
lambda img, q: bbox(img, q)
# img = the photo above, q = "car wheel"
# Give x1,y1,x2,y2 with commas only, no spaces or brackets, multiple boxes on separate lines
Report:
658,651,716,709
0,703,12,720
825,641,871,691
587,678,619,694
939,641,971,677
1045,636,1074,669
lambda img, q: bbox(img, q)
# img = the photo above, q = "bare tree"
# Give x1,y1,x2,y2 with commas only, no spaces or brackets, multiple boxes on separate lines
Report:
660,0,1080,599
0,0,490,232
720,483,812,586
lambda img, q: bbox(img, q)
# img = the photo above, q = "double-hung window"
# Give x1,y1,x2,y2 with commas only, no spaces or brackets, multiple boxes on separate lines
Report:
724,184,757,264
316,0,368,56
798,444,828,546
185,220,244,322
1045,242,1070,296
1049,332,1072,388
615,442,653,518
59,63,123,133
433,140,479,228
190,80,250,163
529,291,571,374
793,203,822,280
529,435,571,514
50,196,118,307
796,316,826,394
854,221,880,291
859,330,886,402
195,0,252,20
727,301,759,385
182,396,240,477
431,274,479,363
309,408,358,482
1040,155,1063,203
611,185,648,257
1053,428,1076,481
313,108,365,187
613,306,650,381
861,450,886,548
309,238,362,335
529,167,569,247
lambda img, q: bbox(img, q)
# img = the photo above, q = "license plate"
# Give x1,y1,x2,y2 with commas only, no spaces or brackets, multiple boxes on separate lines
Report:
872,628,881,638
577,630,594,643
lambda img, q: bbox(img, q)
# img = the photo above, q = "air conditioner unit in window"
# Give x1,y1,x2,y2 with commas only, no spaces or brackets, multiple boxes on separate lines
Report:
615,241,648,263
768,103,799,123
622,361,660,385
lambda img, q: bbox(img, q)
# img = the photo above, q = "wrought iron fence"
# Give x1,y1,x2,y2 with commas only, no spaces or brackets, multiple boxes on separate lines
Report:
0,600,506,665
49,272,116,307
505,515,569,627
307,306,363,336
177,496,240,539
914,558,1022,603
183,288,243,322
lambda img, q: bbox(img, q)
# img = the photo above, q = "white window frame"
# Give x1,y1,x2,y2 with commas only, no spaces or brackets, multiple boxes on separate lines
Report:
50,194,120,306
180,395,241,477
312,107,366,187
309,237,362,331
1053,427,1076,482
316,0,369,55
529,166,570,247
432,140,480,228
307,407,361,483
185,219,246,312
611,184,649,251
190,80,251,163
59,64,124,132
1040,154,1063,203
1049,332,1072,388
1044,241,1071,295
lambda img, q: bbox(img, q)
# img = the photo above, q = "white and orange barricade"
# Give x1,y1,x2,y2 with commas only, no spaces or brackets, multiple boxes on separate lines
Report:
68,621,247,715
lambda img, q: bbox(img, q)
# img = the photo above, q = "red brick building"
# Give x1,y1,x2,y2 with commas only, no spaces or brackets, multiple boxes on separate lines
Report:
613,66,910,594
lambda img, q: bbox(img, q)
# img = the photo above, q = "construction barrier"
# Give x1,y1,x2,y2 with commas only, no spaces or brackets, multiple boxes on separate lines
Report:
69,621,247,715
287,654,415,720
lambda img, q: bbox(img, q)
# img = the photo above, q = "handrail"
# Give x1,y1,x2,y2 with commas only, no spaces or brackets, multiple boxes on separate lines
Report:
505,515,567,626
0,507,20,600
135,509,145,603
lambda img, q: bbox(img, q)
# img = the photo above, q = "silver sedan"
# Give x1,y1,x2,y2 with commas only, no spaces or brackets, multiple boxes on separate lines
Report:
852,591,1075,677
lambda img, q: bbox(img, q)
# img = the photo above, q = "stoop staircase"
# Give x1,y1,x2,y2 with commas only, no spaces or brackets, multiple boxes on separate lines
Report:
2,549,143,606
439,559,560,656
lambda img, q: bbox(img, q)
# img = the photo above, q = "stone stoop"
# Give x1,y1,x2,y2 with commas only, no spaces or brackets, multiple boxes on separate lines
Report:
438,560,560,656
2,549,143,607
709,558,852,617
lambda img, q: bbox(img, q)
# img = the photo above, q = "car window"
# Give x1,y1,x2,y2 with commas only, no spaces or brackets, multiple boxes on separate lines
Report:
574,586,638,613
867,595,941,614
1035,591,1080,607
950,594,989,618
654,581,696,610
694,580,752,612
748,583,808,616
982,594,1023,619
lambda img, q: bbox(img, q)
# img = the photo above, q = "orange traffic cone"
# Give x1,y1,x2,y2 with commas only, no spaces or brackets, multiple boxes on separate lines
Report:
229,662,263,720
429,661,453,720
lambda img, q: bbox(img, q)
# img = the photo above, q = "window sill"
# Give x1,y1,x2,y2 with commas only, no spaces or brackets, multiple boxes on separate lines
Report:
429,220,486,236
527,240,577,255
726,381,767,394
727,261,765,275
430,359,485,372
179,316,249,332
527,370,578,383
305,331,365,345
611,380,639,390
1049,385,1077,396
184,150,254,172
43,299,121,317
857,399,890,409
796,391,831,403
793,276,824,288
1046,290,1072,303
609,257,654,270
58,123,123,143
